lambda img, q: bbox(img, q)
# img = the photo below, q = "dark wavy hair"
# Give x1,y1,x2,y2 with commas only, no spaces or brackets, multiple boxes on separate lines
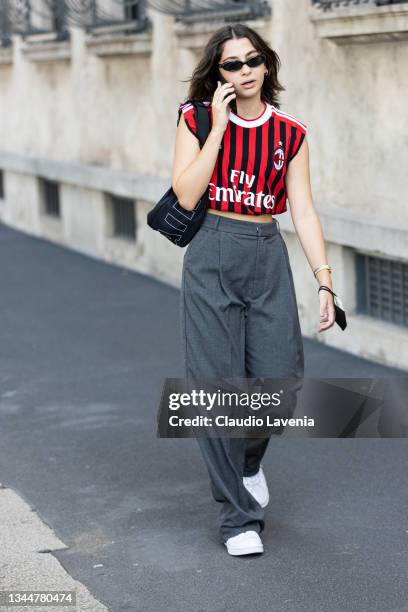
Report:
180,23,285,109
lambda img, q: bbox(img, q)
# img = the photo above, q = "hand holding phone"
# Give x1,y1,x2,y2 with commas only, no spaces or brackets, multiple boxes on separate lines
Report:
219,75,237,115
210,79,237,135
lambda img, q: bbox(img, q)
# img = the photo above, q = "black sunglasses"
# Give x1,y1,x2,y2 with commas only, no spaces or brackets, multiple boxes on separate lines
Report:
218,53,266,73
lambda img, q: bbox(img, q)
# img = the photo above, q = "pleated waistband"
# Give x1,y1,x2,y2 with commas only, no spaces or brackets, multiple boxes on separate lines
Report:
201,211,280,237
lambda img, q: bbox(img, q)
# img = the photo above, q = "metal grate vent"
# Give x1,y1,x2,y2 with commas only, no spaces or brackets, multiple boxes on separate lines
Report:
42,178,60,217
111,195,136,240
356,252,408,327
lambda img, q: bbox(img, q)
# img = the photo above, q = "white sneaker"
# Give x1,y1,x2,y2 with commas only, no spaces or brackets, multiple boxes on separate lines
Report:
224,530,264,556
243,465,269,508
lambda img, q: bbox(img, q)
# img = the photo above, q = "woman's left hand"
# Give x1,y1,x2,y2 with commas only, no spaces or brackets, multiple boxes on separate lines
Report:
318,290,336,332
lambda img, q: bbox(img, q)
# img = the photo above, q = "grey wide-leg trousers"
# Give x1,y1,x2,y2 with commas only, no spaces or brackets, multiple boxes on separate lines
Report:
180,211,305,543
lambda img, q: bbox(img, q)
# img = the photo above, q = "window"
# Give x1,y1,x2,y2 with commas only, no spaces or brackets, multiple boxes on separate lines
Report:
174,0,271,24
86,0,150,34
356,252,408,327
124,1,140,21
0,170,4,199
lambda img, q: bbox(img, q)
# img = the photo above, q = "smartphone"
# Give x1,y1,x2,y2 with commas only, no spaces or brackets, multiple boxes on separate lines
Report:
219,75,237,115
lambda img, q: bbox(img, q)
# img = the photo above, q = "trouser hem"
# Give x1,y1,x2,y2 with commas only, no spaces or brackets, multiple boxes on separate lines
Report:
243,468,260,477
220,522,262,544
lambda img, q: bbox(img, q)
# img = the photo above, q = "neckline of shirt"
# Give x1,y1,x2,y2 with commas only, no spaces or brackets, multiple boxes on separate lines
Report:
232,102,266,121
229,102,273,128
201,99,274,128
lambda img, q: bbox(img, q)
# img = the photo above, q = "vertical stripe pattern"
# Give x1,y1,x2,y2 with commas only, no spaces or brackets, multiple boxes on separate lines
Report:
177,100,307,215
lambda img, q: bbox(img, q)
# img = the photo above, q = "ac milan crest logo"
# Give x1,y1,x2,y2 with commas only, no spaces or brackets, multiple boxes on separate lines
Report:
273,142,284,171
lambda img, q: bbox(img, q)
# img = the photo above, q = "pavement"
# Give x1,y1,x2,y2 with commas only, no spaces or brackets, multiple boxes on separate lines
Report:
0,221,407,612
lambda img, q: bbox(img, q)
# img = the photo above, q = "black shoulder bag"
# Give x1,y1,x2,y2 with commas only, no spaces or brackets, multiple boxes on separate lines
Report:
147,100,212,247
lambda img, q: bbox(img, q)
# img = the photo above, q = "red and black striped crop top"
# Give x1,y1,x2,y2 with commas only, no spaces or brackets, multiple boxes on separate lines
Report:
177,100,307,216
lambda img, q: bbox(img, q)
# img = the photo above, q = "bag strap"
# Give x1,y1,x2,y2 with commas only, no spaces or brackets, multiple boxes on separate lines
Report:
193,102,211,150
318,285,337,298
176,99,211,149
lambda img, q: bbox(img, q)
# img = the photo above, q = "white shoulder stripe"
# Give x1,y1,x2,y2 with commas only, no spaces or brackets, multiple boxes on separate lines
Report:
180,100,211,113
271,106,307,132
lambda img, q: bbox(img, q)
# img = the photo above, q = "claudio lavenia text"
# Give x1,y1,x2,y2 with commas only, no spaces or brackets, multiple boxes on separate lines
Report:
168,415,315,428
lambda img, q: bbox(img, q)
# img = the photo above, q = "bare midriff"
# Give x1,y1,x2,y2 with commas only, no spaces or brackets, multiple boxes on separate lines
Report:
207,209,274,223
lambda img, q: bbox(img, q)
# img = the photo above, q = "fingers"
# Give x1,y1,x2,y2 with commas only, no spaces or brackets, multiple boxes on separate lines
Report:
225,92,237,104
318,295,335,331
318,303,336,332
217,80,233,88
214,80,234,104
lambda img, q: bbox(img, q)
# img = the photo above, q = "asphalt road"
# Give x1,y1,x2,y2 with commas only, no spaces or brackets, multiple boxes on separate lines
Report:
0,221,407,612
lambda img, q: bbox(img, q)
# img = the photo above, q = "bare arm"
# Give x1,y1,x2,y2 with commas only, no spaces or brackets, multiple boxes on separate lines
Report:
171,115,224,212
171,82,236,211
285,139,336,332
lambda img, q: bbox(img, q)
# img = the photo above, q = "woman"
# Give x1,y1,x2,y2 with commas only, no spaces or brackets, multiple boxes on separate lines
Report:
172,24,335,556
